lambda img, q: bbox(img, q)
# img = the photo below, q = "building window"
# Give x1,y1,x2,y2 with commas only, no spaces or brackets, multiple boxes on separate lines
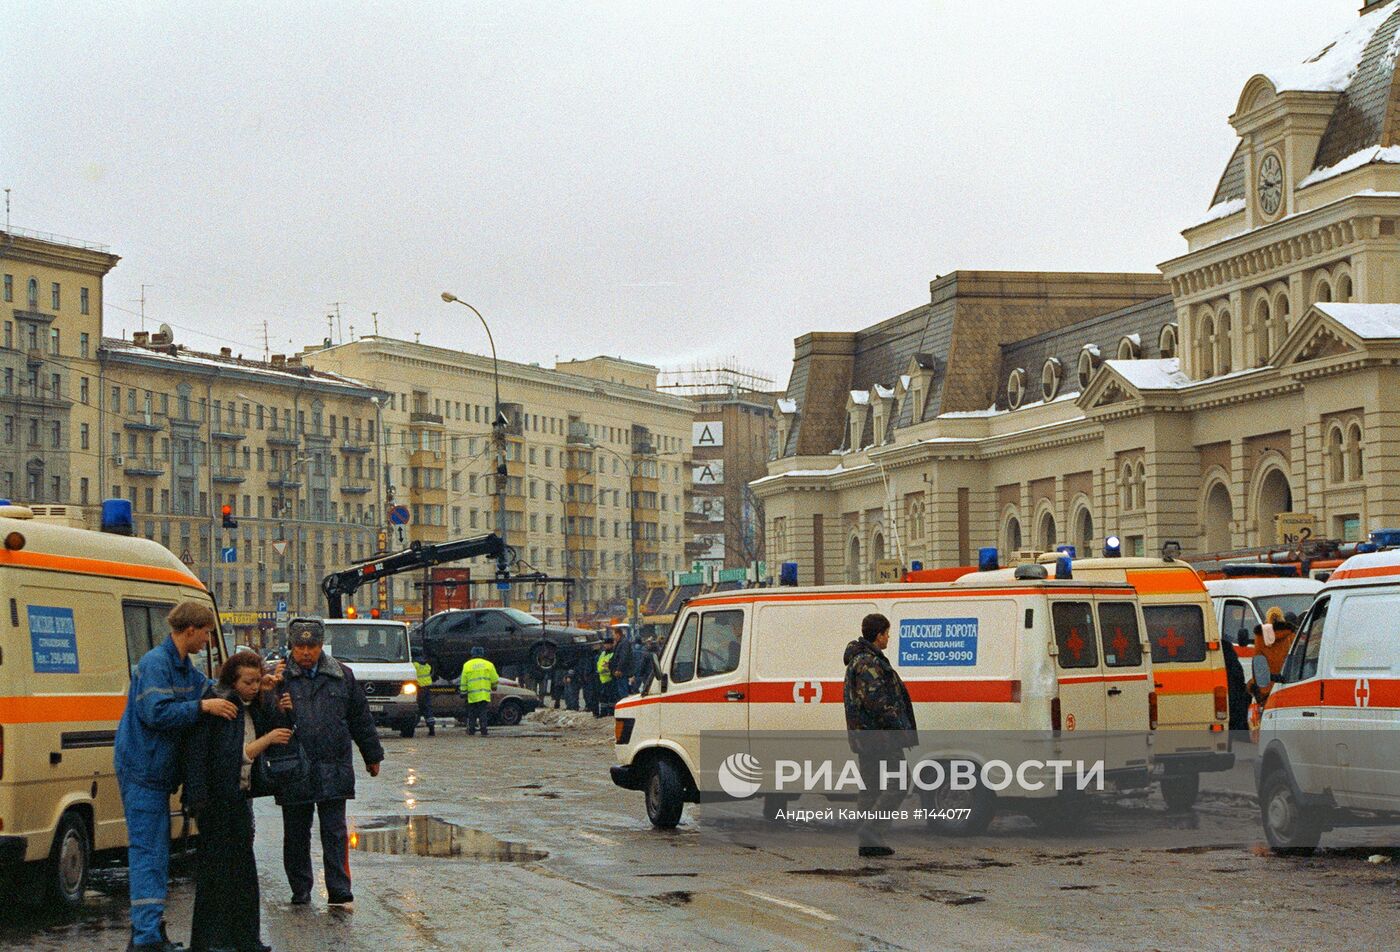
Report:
80,332,90,358
49,328,59,355
1006,368,1027,410
50,421,61,448
1,275,9,302
51,283,60,310
1158,323,1178,360
79,478,89,505
1041,358,1063,402
80,287,90,315
27,278,38,308
1116,335,1141,360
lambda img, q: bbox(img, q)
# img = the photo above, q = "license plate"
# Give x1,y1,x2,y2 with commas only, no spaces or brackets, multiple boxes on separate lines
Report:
367,702,385,713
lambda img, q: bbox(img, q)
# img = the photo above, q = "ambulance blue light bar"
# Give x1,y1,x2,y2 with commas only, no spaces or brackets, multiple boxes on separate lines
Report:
779,562,798,586
101,498,134,536
1103,536,1122,558
1056,555,1073,579
1055,545,1076,559
978,547,999,572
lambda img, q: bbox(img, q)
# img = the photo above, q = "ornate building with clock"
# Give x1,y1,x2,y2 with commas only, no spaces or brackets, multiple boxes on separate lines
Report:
756,0,1400,581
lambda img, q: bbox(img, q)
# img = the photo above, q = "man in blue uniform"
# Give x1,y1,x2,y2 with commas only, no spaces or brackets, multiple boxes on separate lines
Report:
114,600,237,952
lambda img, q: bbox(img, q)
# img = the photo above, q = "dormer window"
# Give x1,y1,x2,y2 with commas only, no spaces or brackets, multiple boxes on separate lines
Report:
1158,323,1178,360
1076,345,1101,390
1116,334,1141,360
1007,368,1027,410
1041,358,1063,402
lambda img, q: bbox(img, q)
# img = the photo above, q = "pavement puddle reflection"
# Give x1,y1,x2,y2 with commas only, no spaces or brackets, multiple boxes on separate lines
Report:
348,815,548,862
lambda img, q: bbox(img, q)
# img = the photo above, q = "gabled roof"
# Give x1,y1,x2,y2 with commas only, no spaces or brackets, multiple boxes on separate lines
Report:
1272,302,1400,369
1313,301,1400,338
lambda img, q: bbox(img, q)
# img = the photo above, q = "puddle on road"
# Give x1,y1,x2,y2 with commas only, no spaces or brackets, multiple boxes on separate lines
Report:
349,815,548,862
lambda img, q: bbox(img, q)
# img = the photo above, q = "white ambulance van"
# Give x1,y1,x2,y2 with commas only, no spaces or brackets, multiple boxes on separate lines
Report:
1205,576,1322,683
1256,549,1400,852
611,569,1155,832
0,501,224,908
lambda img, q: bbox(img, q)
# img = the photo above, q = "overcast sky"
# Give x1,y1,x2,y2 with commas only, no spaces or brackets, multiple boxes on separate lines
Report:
1,1,1363,388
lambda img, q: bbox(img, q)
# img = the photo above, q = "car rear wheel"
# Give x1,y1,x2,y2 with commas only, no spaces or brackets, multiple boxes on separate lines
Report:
46,811,90,910
529,640,558,672
645,758,686,829
496,699,524,727
1160,772,1200,812
1260,767,1321,855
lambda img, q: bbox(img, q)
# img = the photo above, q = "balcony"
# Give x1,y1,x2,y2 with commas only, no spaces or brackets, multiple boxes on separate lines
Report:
564,500,595,519
212,469,246,484
122,456,165,477
409,411,443,425
123,417,164,432
266,429,300,447
267,476,302,490
340,442,372,455
567,422,592,445
211,425,246,441
340,481,373,495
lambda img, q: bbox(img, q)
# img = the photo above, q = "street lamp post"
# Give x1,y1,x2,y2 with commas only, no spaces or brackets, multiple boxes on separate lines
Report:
441,293,510,586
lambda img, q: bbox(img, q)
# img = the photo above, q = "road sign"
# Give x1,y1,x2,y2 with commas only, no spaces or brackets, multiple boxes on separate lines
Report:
276,611,289,626
272,540,289,557
271,581,290,594
392,524,408,547
180,549,193,565
389,505,411,526
220,546,236,563
875,559,904,582
276,599,288,613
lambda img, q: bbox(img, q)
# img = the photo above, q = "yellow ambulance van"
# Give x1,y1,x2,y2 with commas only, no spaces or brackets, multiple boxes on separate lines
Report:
0,502,222,908
1041,553,1233,809
611,568,1155,832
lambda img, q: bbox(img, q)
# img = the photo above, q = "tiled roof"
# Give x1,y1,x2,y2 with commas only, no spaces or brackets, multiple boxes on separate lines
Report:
1311,4,1400,171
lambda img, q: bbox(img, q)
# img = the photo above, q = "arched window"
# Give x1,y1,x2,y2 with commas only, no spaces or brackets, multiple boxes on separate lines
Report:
1041,358,1063,401
1202,482,1233,553
1158,324,1178,360
1347,421,1364,479
1337,272,1353,303
26,278,38,308
1328,425,1346,483
1253,297,1272,366
1198,314,1216,378
1039,510,1057,550
1121,462,1136,511
1216,311,1233,375
1134,461,1147,510
846,537,861,584
1004,515,1023,554
1073,505,1094,555
1007,368,1027,410
1077,346,1100,389
1117,335,1141,360
1274,292,1292,338
1314,278,1333,305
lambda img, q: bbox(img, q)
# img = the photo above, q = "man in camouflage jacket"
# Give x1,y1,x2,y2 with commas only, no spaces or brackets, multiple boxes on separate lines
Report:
842,612,918,856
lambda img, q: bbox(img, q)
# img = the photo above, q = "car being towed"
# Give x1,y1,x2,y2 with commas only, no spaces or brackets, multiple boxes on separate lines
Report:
414,607,597,679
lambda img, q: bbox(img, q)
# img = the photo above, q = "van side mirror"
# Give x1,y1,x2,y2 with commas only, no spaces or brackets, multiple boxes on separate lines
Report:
653,651,668,693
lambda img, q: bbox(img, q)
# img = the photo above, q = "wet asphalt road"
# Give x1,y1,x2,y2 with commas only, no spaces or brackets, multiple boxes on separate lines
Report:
4,712,1400,951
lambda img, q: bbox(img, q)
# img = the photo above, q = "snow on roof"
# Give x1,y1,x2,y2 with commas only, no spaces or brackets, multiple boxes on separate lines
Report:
751,463,857,486
848,390,870,406
898,375,911,390
1081,343,1101,357
1264,5,1390,92
776,398,797,414
1315,302,1400,339
1299,145,1400,189
1103,358,1192,391
939,407,1001,419
1125,333,1142,346
873,384,895,400
1188,198,1245,228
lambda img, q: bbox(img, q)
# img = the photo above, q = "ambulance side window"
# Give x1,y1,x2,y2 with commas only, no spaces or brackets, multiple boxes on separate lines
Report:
1282,597,1327,683
670,614,700,684
1143,605,1207,664
1097,603,1143,667
122,601,175,676
1052,602,1098,669
697,610,744,679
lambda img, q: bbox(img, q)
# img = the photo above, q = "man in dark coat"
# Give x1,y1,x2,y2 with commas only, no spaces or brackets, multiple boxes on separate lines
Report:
276,624,384,906
843,612,917,858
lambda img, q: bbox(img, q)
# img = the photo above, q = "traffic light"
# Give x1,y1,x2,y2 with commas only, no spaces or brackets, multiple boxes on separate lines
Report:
221,504,238,529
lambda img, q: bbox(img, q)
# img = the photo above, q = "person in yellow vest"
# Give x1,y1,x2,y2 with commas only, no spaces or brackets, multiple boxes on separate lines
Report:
459,647,499,736
596,643,615,717
412,648,435,737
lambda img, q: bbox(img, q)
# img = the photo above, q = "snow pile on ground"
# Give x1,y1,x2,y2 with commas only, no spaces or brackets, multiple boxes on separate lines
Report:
527,707,611,731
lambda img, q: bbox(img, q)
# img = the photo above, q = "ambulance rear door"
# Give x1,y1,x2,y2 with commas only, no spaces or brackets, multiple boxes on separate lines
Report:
1050,599,1107,768
1095,598,1152,773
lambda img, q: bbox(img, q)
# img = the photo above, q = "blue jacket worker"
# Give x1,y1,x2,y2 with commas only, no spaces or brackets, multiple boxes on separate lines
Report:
114,600,237,952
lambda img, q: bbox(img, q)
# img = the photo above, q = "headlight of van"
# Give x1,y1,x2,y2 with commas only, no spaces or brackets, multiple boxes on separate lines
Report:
401,681,418,696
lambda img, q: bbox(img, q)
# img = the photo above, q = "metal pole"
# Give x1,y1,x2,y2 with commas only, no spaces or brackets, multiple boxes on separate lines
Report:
629,458,640,637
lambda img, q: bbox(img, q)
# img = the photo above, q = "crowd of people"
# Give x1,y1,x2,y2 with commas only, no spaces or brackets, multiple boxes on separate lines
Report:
534,624,659,717
116,604,383,952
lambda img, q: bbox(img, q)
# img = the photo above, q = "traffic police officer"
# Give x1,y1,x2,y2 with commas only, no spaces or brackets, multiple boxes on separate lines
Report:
115,601,236,952
412,649,436,736
458,647,499,735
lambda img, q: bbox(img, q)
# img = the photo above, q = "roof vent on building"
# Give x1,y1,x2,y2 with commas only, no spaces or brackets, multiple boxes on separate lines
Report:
271,354,286,368
132,331,150,346
219,347,232,358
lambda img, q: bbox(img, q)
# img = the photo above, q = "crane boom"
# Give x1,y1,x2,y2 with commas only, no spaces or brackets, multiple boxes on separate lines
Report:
321,532,510,618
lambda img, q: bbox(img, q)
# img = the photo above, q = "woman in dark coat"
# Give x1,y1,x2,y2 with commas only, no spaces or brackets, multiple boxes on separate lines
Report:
184,651,293,952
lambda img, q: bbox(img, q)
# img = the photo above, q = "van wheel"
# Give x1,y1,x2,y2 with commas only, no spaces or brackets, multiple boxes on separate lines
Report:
645,758,686,829
529,641,558,672
923,773,995,836
1160,773,1200,812
46,811,90,910
1260,767,1321,855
